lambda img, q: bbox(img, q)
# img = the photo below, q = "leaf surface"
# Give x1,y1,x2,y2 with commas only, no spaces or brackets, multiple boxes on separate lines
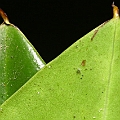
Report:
0,18,120,119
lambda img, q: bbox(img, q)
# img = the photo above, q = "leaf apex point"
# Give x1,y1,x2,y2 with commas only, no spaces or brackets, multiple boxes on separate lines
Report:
0,8,10,25
112,2,119,19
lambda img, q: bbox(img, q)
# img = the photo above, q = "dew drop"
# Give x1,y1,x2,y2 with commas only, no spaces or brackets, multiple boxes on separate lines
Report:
48,65,51,68
0,107,3,112
76,68,81,74
99,108,103,112
76,45,78,48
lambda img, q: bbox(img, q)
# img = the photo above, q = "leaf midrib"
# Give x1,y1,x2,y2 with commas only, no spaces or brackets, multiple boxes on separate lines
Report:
103,20,117,120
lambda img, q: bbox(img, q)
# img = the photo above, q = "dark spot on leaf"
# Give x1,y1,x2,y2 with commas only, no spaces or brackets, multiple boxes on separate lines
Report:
102,92,104,93
81,60,86,66
73,116,76,118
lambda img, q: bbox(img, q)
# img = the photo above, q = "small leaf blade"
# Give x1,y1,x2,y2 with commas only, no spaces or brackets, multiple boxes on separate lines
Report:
0,24,45,104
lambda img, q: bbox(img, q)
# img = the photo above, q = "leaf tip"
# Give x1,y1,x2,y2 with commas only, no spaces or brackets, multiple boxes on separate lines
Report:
0,8,10,25
112,2,119,19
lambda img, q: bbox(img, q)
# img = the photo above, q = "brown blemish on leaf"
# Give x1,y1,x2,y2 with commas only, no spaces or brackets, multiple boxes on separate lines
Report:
81,60,86,66
91,29,98,41
91,20,109,41
0,8,10,24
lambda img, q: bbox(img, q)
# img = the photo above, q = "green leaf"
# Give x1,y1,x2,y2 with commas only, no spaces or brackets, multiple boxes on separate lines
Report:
0,23,46,104
0,16,120,119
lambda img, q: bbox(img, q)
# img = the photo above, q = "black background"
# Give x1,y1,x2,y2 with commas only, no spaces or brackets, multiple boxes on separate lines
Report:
0,1,119,63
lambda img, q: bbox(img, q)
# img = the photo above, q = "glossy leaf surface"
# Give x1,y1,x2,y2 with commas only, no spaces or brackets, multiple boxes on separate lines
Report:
0,18,120,119
0,23,45,104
